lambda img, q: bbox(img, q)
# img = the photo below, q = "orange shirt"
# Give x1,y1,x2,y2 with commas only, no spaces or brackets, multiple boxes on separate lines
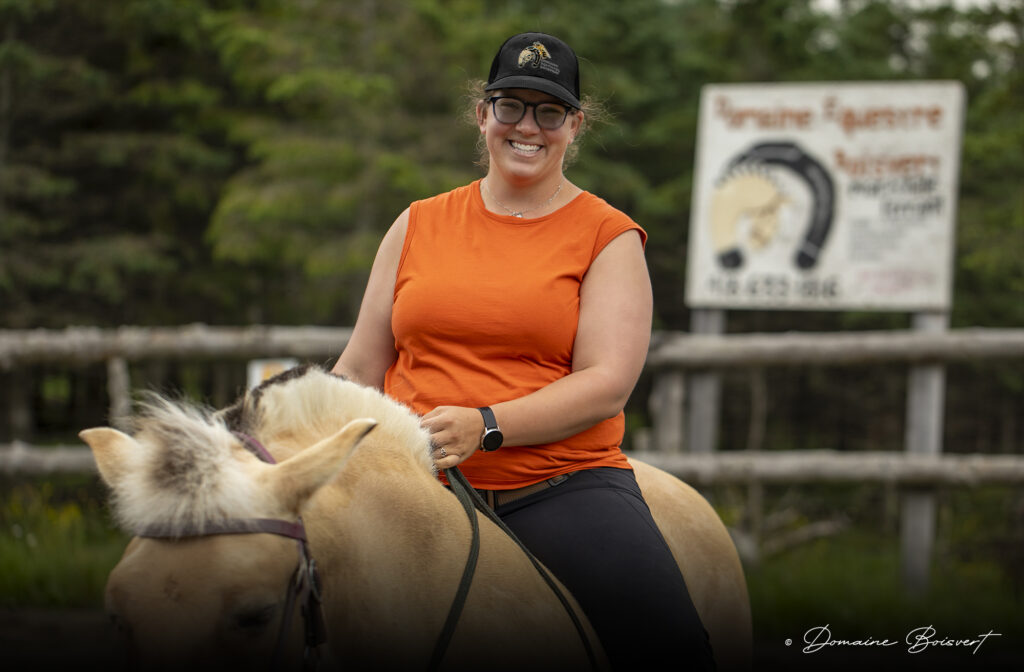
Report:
384,180,646,489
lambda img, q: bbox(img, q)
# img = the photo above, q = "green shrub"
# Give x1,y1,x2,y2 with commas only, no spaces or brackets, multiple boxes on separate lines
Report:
0,477,128,608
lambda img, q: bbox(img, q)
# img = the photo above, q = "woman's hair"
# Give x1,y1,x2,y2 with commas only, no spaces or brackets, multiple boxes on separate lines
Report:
464,79,608,170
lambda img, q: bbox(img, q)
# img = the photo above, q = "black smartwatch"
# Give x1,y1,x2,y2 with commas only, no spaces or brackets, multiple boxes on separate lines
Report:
478,406,504,452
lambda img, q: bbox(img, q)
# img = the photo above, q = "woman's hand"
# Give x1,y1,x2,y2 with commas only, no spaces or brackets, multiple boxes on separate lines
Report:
421,406,485,469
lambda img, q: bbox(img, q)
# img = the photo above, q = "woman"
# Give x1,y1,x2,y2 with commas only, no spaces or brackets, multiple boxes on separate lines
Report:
333,31,715,671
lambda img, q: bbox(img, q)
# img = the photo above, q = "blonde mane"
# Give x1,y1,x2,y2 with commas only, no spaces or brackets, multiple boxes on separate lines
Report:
111,396,267,535
106,367,434,536
241,367,434,474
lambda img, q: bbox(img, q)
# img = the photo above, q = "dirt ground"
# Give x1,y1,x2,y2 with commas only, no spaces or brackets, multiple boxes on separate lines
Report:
3,608,1022,671
0,608,124,669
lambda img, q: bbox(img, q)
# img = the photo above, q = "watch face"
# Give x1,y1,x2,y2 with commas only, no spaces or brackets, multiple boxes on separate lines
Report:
482,429,503,452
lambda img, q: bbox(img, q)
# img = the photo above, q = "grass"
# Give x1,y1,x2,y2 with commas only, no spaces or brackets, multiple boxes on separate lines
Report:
747,529,1022,638
740,484,1024,668
0,476,129,608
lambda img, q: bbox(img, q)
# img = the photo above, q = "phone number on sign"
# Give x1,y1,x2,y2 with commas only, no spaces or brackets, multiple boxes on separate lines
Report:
707,274,840,301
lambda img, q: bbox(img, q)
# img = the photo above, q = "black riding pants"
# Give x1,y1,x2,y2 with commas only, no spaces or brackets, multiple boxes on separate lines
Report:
494,466,716,671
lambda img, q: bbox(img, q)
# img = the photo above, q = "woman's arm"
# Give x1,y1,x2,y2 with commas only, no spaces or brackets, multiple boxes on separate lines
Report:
425,229,652,467
330,209,409,389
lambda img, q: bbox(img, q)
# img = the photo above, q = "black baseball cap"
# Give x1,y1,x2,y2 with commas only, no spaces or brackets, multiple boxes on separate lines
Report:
484,32,581,109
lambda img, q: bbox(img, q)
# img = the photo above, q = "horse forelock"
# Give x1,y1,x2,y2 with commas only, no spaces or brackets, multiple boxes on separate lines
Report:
111,395,269,535
109,368,434,535
242,366,434,475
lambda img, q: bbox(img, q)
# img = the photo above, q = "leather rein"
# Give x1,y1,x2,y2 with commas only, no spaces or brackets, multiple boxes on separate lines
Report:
134,432,598,672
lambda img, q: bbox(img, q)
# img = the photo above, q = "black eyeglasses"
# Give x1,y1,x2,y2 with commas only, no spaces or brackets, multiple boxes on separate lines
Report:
487,96,575,130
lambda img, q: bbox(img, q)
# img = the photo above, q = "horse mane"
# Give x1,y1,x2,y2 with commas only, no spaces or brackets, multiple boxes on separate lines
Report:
108,366,434,535
232,366,433,474
112,395,268,535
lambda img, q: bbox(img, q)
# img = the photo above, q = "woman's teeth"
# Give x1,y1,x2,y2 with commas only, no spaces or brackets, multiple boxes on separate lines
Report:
510,141,542,154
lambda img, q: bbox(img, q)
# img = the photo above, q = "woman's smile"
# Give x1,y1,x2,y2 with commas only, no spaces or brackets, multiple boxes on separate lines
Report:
509,139,544,157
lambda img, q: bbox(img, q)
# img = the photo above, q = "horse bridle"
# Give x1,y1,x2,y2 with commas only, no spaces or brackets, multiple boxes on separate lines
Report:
136,432,327,672
134,432,598,672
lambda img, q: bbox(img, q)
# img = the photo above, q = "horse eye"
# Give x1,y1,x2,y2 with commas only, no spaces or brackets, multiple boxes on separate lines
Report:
108,611,132,638
233,604,277,631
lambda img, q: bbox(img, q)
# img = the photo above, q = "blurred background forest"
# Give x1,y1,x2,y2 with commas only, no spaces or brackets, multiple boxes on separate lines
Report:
1,0,1020,452
1,0,1022,662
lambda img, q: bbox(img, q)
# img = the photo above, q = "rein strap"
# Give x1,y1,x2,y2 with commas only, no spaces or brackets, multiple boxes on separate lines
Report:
427,467,481,672
434,467,601,672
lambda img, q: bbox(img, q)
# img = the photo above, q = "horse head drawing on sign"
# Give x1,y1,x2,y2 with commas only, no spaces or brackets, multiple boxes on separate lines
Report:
81,366,751,671
710,140,835,271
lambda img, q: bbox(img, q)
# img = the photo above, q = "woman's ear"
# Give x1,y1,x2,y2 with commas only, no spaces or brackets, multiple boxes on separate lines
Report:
570,110,585,137
476,100,488,133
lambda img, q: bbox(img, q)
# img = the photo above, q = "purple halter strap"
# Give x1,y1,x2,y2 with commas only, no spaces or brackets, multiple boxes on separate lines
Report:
135,431,327,671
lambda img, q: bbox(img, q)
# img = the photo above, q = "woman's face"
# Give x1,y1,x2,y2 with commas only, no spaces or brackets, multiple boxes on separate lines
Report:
476,88,582,185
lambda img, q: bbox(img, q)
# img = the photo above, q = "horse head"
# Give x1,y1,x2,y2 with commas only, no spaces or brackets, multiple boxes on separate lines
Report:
80,370,383,670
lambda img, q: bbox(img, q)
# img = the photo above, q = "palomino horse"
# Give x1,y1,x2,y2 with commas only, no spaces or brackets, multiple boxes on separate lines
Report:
81,366,751,671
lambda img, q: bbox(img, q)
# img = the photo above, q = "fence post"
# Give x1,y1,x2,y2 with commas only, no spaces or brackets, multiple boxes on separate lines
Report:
107,357,131,431
8,368,33,441
900,311,949,595
650,371,686,452
687,309,726,453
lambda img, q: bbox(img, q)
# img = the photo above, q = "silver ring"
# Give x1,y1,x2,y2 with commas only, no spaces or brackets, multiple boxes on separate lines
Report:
439,447,447,458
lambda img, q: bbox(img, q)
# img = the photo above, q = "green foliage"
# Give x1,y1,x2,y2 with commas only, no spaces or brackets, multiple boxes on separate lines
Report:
0,477,128,607
740,484,1024,663
1,0,246,327
2,0,1018,329
747,529,1023,655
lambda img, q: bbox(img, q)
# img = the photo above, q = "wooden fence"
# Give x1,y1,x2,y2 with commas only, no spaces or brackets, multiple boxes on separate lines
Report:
2,325,1023,592
3,324,1023,478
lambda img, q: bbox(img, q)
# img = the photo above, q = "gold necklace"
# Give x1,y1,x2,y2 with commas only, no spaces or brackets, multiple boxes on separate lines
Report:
481,178,563,218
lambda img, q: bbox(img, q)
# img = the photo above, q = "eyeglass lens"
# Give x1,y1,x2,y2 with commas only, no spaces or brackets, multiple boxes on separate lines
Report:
491,97,570,130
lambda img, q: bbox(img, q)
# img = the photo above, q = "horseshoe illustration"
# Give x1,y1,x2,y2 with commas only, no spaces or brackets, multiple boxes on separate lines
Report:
726,141,835,269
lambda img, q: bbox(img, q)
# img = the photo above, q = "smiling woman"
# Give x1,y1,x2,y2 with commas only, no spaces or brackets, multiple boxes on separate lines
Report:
331,32,719,671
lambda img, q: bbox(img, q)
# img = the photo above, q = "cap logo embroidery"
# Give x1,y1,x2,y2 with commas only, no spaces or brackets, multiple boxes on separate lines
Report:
517,41,560,76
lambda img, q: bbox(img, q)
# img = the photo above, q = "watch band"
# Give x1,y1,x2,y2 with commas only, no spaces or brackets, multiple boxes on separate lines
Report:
477,406,503,452
478,406,498,431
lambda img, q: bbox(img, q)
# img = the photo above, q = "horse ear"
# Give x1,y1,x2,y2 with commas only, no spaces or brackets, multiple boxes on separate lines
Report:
263,418,377,514
79,427,140,489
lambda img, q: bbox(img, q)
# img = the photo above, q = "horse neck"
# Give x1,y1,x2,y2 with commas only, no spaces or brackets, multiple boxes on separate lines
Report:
302,431,472,643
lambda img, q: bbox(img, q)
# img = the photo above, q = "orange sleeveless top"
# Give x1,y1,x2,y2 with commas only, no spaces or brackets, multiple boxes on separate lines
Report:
384,180,646,489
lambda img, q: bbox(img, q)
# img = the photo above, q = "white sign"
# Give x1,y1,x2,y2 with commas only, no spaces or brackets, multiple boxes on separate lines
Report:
247,358,299,389
685,81,964,311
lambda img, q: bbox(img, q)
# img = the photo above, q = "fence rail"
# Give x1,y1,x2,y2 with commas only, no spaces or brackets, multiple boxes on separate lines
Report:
3,325,1024,368
647,327,1024,368
5,444,1024,486
0,443,99,475
0,325,352,367
636,450,1024,486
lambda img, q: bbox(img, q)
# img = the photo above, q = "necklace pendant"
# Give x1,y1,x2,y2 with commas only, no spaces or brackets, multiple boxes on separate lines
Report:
512,212,523,218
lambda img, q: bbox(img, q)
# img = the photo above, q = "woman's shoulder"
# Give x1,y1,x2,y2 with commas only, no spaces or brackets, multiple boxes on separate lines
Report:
568,190,647,248
412,181,480,213
571,189,631,220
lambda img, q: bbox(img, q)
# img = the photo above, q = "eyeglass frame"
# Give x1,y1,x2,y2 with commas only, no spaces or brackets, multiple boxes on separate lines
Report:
485,96,578,130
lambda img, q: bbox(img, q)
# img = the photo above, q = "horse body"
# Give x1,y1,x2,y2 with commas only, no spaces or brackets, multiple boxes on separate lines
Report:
82,368,749,671
295,425,603,671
